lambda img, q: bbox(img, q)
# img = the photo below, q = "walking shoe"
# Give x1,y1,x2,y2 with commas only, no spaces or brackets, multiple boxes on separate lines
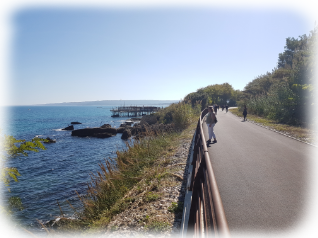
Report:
207,139,211,143
213,139,217,143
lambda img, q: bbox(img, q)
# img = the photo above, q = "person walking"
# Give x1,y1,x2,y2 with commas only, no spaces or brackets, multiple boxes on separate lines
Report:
204,106,217,143
214,104,218,115
243,106,247,121
225,104,229,113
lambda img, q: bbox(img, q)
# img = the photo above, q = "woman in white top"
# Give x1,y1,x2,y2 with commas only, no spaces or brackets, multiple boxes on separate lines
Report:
204,106,217,143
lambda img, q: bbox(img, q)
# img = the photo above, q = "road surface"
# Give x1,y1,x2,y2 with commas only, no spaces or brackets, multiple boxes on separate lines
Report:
202,109,315,233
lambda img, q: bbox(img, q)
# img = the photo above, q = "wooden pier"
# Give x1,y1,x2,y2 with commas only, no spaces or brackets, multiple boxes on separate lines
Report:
110,106,161,117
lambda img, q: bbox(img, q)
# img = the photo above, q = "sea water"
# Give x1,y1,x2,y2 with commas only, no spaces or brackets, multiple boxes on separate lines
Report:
0,103,172,231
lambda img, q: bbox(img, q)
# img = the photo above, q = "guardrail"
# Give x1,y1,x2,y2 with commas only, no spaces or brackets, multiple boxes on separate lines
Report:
183,108,230,237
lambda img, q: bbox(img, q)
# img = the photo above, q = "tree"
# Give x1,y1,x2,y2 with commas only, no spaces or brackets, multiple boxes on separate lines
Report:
1,134,47,212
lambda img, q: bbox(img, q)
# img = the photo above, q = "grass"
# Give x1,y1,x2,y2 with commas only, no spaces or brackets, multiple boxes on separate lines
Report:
144,192,160,202
229,108,315,144
144,220,170,233
42,102,200,234
168,202,184,213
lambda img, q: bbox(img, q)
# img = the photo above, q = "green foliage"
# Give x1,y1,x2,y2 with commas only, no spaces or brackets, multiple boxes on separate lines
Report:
1,133,47,213
1,135,47,189
184,83,241,109
145,220,170,233
239,26,317,126
144,192,160,202
156,102,201,129
168,201,183,213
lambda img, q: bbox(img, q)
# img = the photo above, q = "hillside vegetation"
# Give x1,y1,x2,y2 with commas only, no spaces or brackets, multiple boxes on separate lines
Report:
184,82,241,110
238,27,317,127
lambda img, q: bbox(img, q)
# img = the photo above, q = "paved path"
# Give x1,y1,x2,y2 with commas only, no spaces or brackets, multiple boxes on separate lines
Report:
202,109,315,233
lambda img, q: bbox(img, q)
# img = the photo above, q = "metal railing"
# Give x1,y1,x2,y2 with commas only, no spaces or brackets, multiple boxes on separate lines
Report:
186,108,230,237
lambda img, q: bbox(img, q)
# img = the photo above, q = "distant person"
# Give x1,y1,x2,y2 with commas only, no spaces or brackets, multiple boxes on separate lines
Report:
204,106,217,143
214,104,218,115
221,105,224,111
225,104,229,113
243,106,247,121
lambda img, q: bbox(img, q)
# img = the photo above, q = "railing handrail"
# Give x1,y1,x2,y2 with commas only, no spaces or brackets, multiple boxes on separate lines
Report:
200,109,230,236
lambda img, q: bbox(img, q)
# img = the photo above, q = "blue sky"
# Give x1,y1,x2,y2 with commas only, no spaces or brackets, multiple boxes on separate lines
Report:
7,6,314,105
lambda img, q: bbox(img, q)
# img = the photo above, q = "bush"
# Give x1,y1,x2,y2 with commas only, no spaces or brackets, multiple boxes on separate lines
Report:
156,102,201,129
144,192,160,202
145,220,170,235
168,202,183,213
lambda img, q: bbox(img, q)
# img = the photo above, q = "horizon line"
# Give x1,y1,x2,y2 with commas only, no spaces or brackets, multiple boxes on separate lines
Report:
3,99,181,107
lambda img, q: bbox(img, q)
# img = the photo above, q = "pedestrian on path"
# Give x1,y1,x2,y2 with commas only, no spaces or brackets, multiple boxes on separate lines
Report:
204,106,217,143
214,104,218,115
225,104,228,113
243,106,247,121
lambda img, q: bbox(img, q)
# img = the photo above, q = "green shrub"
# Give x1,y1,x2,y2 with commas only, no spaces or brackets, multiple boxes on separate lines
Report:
156,102,201,129
144,220,170,235
168,202,183,213
144,192,160,202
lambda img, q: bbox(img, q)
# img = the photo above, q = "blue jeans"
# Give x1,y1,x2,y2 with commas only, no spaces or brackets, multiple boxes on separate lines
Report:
207,123,216,140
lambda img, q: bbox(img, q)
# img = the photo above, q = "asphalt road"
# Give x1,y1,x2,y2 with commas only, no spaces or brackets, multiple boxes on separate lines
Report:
202,109,315,233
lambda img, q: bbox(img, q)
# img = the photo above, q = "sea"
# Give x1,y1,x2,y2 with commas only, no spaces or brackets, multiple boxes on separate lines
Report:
0,101,176,232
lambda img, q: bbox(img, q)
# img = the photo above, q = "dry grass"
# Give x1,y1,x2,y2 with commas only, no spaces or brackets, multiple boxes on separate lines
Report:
229,108,315,144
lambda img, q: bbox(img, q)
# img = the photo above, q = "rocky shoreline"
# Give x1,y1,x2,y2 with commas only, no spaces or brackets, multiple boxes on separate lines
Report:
71,115,174,140
99,128,195,237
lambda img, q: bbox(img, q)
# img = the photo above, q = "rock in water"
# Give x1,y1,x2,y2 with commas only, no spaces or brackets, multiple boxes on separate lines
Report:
72,127,117,137
117,127,126,133
71,122,82,124
62,125,74,130
93,132,114,138
121,129,132,140
100,124,111,128
44,137,56,143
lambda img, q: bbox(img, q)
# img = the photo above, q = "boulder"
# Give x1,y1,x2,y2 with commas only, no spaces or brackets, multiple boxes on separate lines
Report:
121,129,132,140
92,132,114,138
71,122,82,124
62,125,74,130
100,124,111,128
72,127,117,137
104,127,117,134
44,137,56,143
116,127,126,133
